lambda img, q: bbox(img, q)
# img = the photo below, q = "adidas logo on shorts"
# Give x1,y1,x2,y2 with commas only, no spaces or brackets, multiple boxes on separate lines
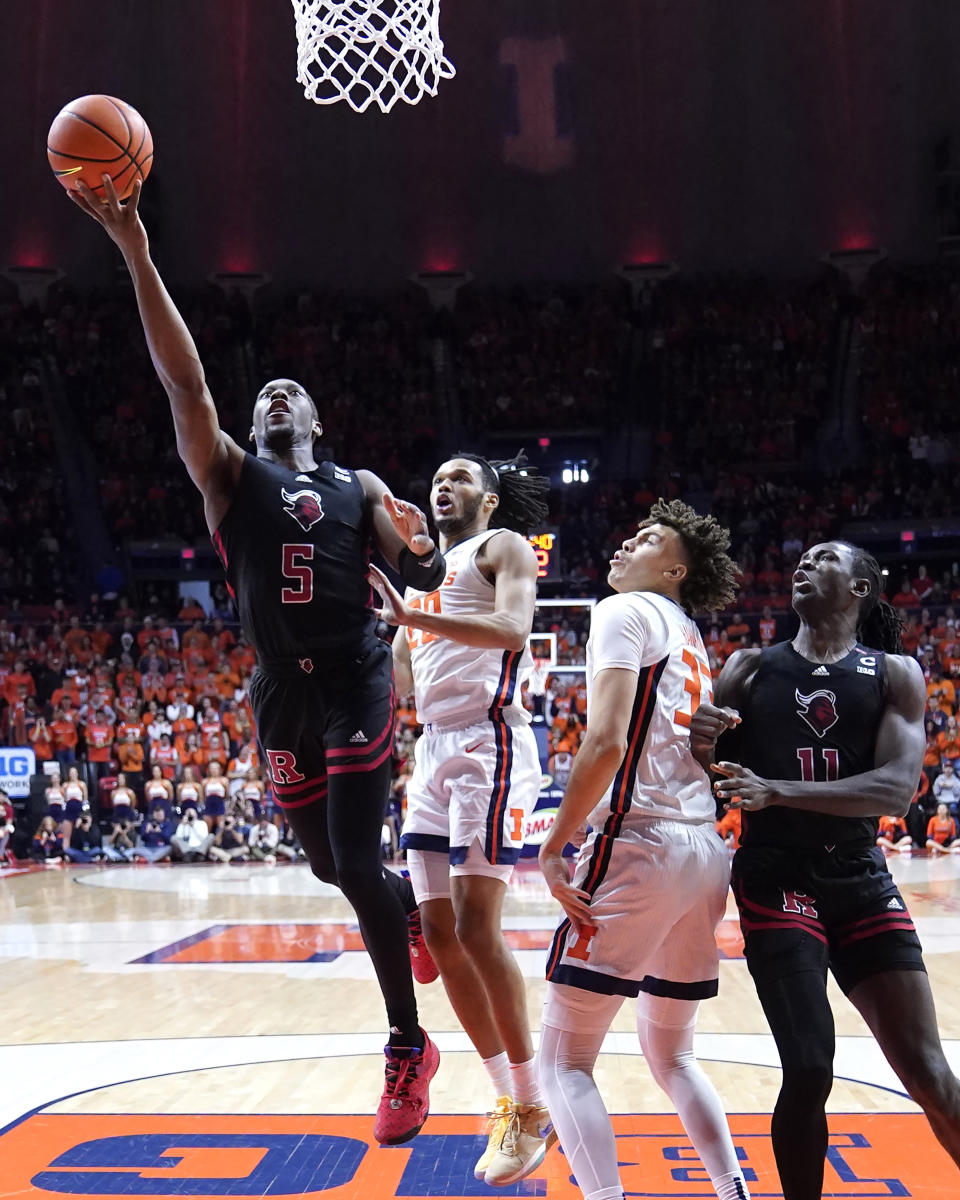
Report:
349,729,368,744
887,897,904,910
812,665,830,676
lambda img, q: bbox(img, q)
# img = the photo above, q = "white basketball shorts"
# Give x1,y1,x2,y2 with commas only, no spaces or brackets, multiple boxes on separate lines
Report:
545,818,729,1001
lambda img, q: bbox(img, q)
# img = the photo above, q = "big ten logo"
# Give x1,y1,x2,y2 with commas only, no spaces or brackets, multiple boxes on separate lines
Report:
0,746,35,797
3,1112,940,1197
0,752,32,775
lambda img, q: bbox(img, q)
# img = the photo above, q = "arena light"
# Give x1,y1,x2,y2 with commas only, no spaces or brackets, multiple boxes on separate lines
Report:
562,468,573,484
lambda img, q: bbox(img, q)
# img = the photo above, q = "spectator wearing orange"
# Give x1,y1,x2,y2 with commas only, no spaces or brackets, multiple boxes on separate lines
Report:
891,576,921,608
151,733,180,782
178,597,207,622
170,700,197,741
29,714,55,763
62,615,89,659
177,731,207,774
90,620,113,658
758,605,776,645
725,612,751,641
877,814,912,852
140,663,168,706
51,706,79,774
213,656,241,701
84,707,115,789
115,657,141,694
181,618,212,656
144,764,176,819
166,674,194,711
206,731,228,772
4,659,36,705
6,684,28,745
936,716,960,767
117,732,145,797
115,706,145,744
136,616,159,654
927,670,956,716
198,701,223,748
210,618,236,655
926,803,960,854
153,615,180,655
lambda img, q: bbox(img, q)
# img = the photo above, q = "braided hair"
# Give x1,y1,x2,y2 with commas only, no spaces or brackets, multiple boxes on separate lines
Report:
840,542,904,654
453,450,550,536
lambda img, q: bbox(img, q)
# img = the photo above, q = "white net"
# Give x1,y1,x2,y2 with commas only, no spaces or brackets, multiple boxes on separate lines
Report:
292,0,455,114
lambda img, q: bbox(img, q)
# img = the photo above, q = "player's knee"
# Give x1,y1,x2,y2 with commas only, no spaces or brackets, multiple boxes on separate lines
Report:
454,906,499,958
333,861,380,900
308,858,339,887
780,1051,833,1107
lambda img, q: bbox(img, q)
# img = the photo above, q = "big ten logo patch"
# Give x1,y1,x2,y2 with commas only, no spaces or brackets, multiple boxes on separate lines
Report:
3,1113,952,1198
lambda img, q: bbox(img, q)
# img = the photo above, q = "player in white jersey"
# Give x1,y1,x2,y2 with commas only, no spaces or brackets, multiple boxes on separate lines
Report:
369,452,556,1187
537,499,751,1200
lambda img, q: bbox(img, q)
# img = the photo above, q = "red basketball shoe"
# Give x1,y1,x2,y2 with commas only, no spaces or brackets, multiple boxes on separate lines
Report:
407,909,439,984
373,1030,440,1145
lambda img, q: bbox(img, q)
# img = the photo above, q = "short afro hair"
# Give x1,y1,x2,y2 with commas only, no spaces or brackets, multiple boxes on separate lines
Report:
639,498,739,615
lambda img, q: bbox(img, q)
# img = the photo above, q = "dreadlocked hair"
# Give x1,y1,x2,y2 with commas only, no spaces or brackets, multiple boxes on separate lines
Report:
840,542,904,654
453,450,550,535
640,497,739,616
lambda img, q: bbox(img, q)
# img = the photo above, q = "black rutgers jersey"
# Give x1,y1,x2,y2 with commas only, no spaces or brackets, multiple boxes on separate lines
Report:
212,455,376,661
724,640,887,852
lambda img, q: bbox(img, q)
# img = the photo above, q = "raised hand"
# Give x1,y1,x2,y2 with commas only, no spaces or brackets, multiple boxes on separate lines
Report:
67,175,148,259
381,492,434,556
367,563,408,627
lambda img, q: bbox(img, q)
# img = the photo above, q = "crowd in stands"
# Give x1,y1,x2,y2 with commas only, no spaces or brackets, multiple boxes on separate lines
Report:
4,266,960,866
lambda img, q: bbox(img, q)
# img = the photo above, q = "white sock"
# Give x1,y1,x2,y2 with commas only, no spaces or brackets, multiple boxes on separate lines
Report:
509,1055,542,1105
482,1051,513,1100
715,1172,750,1200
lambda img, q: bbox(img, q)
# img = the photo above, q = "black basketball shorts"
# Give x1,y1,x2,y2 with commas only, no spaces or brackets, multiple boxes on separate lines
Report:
249,640,395,811
732,843,925,995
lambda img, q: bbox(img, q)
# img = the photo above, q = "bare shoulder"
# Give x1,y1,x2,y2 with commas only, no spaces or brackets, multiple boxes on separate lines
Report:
884,653,926,708
354,468,385,500
479,529,539,574
714,646,763,708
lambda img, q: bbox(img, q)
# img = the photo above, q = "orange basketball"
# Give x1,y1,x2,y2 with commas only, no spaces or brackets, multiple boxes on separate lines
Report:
47,94,153,201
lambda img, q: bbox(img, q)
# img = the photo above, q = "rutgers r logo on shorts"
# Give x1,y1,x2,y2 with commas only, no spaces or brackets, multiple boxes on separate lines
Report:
782,889,819,918
266,749,305,784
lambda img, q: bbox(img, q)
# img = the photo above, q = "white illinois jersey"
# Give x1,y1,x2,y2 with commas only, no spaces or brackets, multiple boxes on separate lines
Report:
405,528,532,726
585,590,714,829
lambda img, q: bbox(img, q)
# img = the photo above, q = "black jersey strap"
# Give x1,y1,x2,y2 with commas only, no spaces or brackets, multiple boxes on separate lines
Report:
398,545,446,592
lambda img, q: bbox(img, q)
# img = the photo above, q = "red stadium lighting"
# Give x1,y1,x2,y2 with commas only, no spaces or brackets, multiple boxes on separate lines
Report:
181,548,196,560
901,530,915,544
538,437,550,448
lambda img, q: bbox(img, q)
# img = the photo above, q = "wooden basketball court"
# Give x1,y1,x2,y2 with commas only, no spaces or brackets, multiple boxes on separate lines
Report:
2,852,959,1197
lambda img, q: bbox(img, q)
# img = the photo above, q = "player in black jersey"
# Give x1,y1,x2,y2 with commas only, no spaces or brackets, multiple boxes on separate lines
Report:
69,176,446,1146
692,541,960,1197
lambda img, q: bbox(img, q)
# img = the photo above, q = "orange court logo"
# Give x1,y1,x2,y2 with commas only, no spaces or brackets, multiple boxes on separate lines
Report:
2,1112,956,1198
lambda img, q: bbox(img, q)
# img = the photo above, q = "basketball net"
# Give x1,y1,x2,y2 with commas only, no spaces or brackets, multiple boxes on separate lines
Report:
291,0,455,113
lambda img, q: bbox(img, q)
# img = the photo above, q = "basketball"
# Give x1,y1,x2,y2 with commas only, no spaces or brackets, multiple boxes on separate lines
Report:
47,94,153,200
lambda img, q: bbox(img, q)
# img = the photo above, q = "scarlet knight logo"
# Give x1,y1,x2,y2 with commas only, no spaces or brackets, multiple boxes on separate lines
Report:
795,687,839,737
281,486,324,531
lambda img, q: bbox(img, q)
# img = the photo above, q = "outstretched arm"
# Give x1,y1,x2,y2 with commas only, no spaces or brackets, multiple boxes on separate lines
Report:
368,530,538,652
67,177,242,530
538,666,636,933
713,655,927,819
